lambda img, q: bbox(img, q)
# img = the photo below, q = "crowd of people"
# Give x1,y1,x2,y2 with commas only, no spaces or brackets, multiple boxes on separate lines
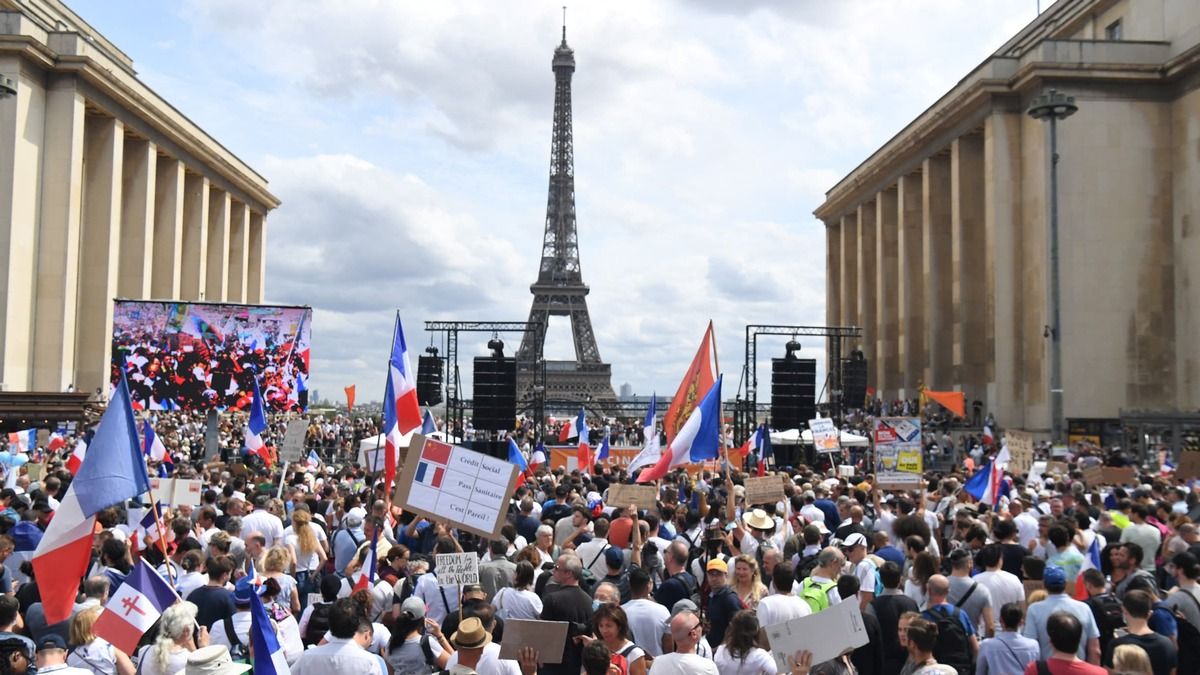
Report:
0,415,1196,675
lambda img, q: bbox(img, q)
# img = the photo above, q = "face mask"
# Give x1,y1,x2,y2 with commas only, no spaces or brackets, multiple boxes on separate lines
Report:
592,599,602,611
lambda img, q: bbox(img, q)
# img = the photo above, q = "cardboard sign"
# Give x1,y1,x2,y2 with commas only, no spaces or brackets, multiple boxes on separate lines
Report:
744,476,786,505
606,484,658,511
393,435,521,539
280,422,307,463
809,418,840,453
1176,451,1200,480
172,479,204,507
434,552,479,586
1006,430,1034,475
150,477,174,504
1045,461,1069,476
25,464,45,482
764,594,870,670
1101,466,1138,487
1081,465,1104,487
498,619,569,664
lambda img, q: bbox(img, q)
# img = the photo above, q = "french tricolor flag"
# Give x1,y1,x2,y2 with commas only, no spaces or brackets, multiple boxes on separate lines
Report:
628,394,660,474
384,317,422,490
597,434,610,463
1073,537,1102,600
66,439,87,476
982,424,995,447
130,503,165,557
559,407,585,443
530,440,547,469
415,440,452,489
142,420,171,473
249,578,290,675
965,444,1010,508
353,527,380,592
637,376,723,483
47,432,66,454
93,559,179,655
244,379,272,467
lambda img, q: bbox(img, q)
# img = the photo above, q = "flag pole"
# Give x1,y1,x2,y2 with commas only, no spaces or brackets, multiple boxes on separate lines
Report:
707,321,730,474
148,497,175,587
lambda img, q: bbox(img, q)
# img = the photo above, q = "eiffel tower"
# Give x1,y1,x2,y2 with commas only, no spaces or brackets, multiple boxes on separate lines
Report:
516,24,615,409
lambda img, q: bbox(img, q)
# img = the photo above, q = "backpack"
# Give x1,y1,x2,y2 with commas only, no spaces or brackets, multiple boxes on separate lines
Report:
222,616,249,663
303,602,333,647
922,605,974,675
1087,592,1125,652
794,553,820,582
799,577,837,613
1171,591,1200,673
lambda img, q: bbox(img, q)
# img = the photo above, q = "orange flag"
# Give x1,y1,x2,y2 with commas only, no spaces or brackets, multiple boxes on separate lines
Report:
923,389,966,418
345,385,356,411
663,322,717,445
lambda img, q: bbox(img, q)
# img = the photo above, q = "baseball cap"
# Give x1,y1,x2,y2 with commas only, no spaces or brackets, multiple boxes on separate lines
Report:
35,634,66,652
1043,564,1067,589
399,596,425,620
670,599,698,618
706,558,728,574
604,547,624,569
840,532,869,549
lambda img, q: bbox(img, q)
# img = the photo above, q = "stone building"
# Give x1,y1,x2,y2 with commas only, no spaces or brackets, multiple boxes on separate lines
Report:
0,0,279,397
815,0,1200,435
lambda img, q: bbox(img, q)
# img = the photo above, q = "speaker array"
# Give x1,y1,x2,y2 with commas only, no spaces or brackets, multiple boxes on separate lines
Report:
417,355,444,406
771,358,816,431
841,357,869,410
472,357,516,431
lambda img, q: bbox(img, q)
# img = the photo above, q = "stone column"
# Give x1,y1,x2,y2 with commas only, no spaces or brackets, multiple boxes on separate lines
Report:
897,171,925,395
840,212,859,332
151,157,184,299
205,187,230,302
984,112,1024,427
857,201,877,362
118,138,156,298
75,115,125,394
923,154,953,389
952,133,987,408
31,76,86,391
248,211,266,303
827,221,842,328
876,188,899,397
180,172,209,300
228,201,250,303
0,68,44,391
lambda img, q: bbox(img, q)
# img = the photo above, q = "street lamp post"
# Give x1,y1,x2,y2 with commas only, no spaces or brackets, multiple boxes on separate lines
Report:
1026,89,1078,445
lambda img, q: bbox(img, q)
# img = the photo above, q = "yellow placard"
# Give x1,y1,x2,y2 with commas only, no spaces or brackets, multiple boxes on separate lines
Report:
896,450,923,474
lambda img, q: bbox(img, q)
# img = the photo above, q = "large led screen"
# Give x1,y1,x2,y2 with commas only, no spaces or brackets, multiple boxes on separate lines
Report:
111,301,312,412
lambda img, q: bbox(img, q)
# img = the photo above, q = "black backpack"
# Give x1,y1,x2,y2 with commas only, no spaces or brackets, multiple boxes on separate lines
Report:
304,601,333,647
1086,592,1125,652
1171,592,1200,673
794,552,820,581
922,605,974,675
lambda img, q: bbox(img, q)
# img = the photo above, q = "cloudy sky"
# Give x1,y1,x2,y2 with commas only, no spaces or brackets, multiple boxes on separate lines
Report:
75,0,1035,406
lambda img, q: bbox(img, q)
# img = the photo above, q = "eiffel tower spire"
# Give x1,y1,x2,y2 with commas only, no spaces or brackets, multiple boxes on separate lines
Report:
516,25,615,408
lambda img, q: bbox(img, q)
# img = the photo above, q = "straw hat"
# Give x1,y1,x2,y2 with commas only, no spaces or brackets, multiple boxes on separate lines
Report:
742,508,774,531
451,617,492,650
172,646,252,675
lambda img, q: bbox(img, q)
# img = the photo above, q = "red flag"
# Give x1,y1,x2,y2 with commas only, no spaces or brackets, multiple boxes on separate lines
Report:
345,385,356,411
663,322,716,445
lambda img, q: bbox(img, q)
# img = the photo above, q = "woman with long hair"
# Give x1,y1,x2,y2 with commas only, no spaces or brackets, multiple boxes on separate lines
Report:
262,545,302,615
581,604,647,675
494,560,543,620
134,602,208,675
732,555,767,610
285,509,327,602
714,609,777,675
66,605,135,675
905,551,939,609
386,597,452,674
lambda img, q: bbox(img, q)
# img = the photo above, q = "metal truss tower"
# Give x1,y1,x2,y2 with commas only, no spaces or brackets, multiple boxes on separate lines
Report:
516,24,616,408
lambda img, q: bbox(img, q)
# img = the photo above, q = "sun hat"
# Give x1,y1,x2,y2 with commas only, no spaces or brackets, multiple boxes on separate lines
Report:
173,645,252,675
451,617,492,650
742,508,774,531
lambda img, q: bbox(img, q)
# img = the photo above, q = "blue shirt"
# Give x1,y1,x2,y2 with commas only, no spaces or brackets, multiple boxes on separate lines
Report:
814,499,841,529
1021,593,1100,660
977,631,1040,675
923,603,975,636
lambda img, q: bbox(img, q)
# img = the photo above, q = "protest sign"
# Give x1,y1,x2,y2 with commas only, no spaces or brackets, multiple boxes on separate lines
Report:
1101,466,1138,486
149,477,174,504
809,418,840,453
499,620,569,664
26,463,45,482
1006,430,1034,475
873,418,923,490
764,595,869,670
279,421,307,463
393,435,521,539
1081,465,1104,488
1045,461,1069,476
1176,451,1200,480
434,552,479,586
607,484,658,511
172,479,203,507
744,476,786,505
838,465,856,477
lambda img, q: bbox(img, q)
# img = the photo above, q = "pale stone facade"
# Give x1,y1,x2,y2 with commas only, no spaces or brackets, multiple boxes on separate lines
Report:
0,0,279,396
815,0,1200,433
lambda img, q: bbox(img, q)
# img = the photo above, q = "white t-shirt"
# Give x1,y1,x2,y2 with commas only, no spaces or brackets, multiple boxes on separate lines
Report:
493,587,543,620
284,522,328,572
755,593,810,630
445,642,521,675
623,598,670,657
713,645,778,675
650,651,720,675
973,570,1026,631
415,573,460,625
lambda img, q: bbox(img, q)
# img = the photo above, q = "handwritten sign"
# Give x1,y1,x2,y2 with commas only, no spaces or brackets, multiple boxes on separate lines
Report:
279,421,307,463
1007,430,1034,475
809,418,840,453
1101,466,1138,487
499,619,568,664
607,484,658,511
1175,451,1200,480
434,552,479,586
1081,465,1104,488
744,476,786,505
1045,461,1069,476
393,435,521,539
764,593,869,669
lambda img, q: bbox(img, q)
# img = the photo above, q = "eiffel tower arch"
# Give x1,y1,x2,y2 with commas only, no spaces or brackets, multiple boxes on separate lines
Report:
516,26,615,411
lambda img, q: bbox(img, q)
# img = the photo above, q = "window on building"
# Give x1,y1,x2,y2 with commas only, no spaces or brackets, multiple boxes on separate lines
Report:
1105,19,1123,40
